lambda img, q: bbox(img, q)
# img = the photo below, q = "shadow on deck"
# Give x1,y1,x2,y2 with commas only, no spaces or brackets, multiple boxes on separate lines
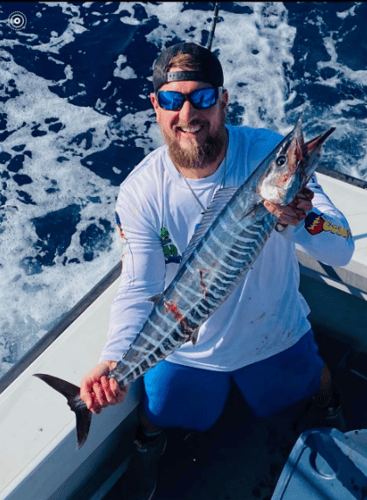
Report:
103,330,367,500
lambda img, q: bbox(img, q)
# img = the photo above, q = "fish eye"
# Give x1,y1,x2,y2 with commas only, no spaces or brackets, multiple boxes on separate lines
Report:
276,155,287,167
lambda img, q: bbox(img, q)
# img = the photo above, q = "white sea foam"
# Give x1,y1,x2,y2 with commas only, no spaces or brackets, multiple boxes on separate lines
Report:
0,49,121,377
213,3,296,132
336,4,358,19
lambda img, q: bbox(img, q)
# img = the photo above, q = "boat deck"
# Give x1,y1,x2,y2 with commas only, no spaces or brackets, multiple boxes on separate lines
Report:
102,329,367,500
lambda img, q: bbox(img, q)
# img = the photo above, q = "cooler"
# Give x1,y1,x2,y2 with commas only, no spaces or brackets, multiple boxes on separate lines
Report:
271,428,367,499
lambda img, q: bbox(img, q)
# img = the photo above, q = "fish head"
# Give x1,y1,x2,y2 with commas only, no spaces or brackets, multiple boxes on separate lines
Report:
257,115,334,206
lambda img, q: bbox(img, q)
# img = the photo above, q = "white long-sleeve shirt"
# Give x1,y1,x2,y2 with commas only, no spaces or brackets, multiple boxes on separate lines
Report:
99,125,354,371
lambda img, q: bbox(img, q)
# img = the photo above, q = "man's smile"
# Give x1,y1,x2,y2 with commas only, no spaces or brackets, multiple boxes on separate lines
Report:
177,124,203,134
175,123,206,140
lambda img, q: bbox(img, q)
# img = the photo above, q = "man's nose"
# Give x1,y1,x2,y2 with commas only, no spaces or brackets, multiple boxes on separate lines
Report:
178,99,197,122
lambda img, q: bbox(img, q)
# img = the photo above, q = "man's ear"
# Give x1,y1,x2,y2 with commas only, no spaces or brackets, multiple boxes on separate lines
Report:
221,89,229,110
150,92,159,112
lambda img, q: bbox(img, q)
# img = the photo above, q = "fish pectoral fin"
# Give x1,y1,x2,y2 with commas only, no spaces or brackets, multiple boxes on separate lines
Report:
148,293,163,305
240,202,268,222
190,329,199,346
34,373,92,450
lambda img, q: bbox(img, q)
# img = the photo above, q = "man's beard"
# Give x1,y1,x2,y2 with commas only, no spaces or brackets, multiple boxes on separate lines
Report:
162,119,227,171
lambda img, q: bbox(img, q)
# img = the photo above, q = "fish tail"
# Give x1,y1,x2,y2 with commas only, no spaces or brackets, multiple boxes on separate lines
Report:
34,373,92,449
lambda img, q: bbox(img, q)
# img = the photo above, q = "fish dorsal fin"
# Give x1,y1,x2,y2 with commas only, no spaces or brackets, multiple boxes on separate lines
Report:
179,187,238,270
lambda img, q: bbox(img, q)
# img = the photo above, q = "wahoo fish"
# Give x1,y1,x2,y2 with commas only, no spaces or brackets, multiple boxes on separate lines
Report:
34,116,334,448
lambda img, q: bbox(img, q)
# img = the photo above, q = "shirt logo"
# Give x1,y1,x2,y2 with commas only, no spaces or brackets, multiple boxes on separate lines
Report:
305,212,352,239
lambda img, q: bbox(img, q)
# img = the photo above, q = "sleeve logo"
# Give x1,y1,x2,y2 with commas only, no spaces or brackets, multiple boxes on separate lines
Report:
305,212,352,239
161,227,182,264
115,211,126,240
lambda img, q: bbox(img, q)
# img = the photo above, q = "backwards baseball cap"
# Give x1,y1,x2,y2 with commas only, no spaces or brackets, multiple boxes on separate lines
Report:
152,42,224,92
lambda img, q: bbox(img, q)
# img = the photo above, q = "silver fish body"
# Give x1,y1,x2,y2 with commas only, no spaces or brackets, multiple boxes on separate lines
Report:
34,116,334,448
111,201,276,386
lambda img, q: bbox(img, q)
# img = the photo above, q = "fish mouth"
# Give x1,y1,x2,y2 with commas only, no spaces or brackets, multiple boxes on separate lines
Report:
288,115,335,165
286,114,335,180
304,127,335,157
281,114,305,175
303,125,335,180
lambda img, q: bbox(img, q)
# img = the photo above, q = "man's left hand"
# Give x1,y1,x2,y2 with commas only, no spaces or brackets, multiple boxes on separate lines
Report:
264,187,314,227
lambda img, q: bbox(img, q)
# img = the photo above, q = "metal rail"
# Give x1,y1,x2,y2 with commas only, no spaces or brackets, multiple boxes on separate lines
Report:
316,164,367,191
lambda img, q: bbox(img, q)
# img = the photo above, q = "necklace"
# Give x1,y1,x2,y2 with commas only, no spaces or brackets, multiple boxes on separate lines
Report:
177,153,228,213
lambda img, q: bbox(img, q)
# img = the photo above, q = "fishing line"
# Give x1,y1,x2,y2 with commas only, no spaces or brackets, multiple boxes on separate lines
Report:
175,3,225,213
206,2,220,51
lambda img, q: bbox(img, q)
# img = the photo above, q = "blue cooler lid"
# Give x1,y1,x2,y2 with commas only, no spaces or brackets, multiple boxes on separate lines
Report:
271,428,367,499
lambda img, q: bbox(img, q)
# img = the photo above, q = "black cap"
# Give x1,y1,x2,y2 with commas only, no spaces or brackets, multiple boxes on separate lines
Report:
153,42,224,92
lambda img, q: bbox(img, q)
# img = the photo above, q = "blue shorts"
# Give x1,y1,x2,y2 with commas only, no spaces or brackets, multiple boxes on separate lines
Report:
142,330,325,431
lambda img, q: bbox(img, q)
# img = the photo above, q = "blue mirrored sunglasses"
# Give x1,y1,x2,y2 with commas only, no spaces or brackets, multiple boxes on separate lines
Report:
156,87,222,111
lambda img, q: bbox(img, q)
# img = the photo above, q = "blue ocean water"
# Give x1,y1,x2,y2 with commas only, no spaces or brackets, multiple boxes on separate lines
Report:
0,2,366,379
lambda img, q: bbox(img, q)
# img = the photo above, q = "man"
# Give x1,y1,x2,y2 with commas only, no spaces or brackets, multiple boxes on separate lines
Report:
80,43,354,500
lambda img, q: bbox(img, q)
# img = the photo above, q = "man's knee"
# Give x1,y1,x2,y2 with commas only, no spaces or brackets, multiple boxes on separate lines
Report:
142,396,223,431
313,364,333,407
319,364,332,390
139,404,163,433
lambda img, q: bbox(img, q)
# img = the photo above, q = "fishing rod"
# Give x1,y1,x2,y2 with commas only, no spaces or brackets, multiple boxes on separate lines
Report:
206,2,220,51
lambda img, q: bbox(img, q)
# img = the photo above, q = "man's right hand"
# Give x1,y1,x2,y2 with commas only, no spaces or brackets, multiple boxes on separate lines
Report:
80,361,129,414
